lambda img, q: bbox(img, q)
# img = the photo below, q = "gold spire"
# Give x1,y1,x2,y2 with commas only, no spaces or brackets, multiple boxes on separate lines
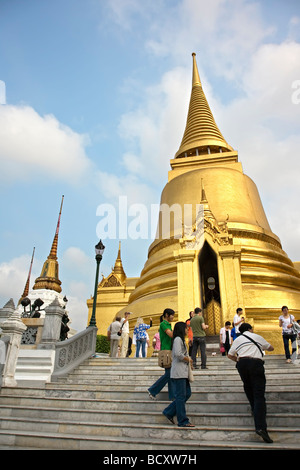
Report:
49,195,64,260
113,241,126,284
33,196,64,293
18,247,35,304
175,53,234,158
200,179,215,222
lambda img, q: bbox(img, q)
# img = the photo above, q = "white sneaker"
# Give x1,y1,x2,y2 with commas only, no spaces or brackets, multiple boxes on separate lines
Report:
148,391,156,400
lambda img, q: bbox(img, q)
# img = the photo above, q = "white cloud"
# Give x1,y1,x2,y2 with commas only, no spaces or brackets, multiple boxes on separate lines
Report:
94,169,157,207
0,104,92,184
118,66,190,184
0,254,41,306
64,285,91,332
102,0,159,31
145,0,273,79
0,81,6,105
62,247,93,277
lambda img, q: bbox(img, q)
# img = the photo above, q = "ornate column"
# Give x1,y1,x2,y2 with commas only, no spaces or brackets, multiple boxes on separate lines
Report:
1,310,27,387
218,244,244,323
174,246,200,321
38,298,64,349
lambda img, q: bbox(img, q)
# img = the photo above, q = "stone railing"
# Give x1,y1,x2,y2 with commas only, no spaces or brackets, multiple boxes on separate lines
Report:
0,298,98,387
51,326,97,380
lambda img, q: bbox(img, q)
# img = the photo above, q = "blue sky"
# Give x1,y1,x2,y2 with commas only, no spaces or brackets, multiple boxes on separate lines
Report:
0,0,300,331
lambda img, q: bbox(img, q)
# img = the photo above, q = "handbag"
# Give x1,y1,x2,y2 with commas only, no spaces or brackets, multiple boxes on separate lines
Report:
292,321,300,336
188,362,194,382
220,345,225,353
158,349,172,368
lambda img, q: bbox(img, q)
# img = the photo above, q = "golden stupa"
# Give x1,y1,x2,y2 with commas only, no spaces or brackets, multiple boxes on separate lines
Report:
94,54,300,353
33,195,64,293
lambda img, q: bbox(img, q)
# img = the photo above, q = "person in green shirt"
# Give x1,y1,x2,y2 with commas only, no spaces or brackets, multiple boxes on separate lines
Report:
190,307,209,369
159,316,173,351
148,308,175,400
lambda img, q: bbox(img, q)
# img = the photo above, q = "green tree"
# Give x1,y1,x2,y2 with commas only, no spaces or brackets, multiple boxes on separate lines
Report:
96,334,110,354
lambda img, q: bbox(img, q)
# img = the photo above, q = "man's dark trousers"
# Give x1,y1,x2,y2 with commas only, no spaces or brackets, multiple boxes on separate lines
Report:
191,336,206,368
236,357,267,431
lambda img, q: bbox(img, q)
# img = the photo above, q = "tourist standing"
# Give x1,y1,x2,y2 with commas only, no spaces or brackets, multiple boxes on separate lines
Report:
120,312,131,358
147,308,175,400
190,307,208,369
162,322,195,427
219,321,232,355
279,306,297,363
107,316,122,358
233,307,244,336
152,329,161,357
228,322,274,443
186,310,194,355
134,317,152,357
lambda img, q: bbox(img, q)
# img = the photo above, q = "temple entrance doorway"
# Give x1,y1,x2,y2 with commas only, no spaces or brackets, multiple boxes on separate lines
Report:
199,241,222,335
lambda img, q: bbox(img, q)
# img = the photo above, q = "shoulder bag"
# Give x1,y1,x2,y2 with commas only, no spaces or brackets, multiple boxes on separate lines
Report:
158,349,172,368
188,362,194,382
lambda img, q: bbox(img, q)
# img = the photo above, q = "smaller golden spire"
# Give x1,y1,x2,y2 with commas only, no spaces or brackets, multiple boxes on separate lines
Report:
18,247,35,304
113,241,126,284
33,196,64,293
49,195,64,260
200,179,215,222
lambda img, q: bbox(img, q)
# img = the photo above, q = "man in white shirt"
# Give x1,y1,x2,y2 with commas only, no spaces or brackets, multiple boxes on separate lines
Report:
228,323,274,444
107,317,122,358
120,312,131,358
233,307,244,336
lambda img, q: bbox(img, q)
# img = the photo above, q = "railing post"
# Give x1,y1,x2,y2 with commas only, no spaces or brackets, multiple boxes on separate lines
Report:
1,311,27,387
37,298,64,350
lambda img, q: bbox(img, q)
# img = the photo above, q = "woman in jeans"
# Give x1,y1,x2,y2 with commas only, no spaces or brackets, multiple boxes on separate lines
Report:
279,306,297,363
162,322,195,427
134,317,152,357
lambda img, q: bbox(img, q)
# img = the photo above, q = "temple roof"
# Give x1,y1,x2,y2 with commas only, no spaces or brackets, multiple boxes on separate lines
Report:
100,242,127,288
175,53,234,158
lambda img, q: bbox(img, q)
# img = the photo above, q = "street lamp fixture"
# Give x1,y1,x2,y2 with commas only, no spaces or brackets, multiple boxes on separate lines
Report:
89,239,105,328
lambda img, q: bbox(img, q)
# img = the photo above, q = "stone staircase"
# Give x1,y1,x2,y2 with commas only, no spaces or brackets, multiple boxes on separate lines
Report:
0,354,299,450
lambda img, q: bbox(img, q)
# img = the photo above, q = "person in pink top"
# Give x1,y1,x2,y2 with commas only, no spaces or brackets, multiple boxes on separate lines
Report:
152,330,161,357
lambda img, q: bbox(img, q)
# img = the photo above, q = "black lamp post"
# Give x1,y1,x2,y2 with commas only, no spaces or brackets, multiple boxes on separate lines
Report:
89,239,105,327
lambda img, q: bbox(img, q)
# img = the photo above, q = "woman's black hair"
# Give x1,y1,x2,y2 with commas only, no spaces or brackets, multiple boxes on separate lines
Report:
172,321,187,347
160,308,175,323
163,308,175,317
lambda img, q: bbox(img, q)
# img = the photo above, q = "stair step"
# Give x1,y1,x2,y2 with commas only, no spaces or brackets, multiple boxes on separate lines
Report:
2,384,300,402
1,428,298,450
0,403,299,427
1,395,300,413
1,415,299,444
